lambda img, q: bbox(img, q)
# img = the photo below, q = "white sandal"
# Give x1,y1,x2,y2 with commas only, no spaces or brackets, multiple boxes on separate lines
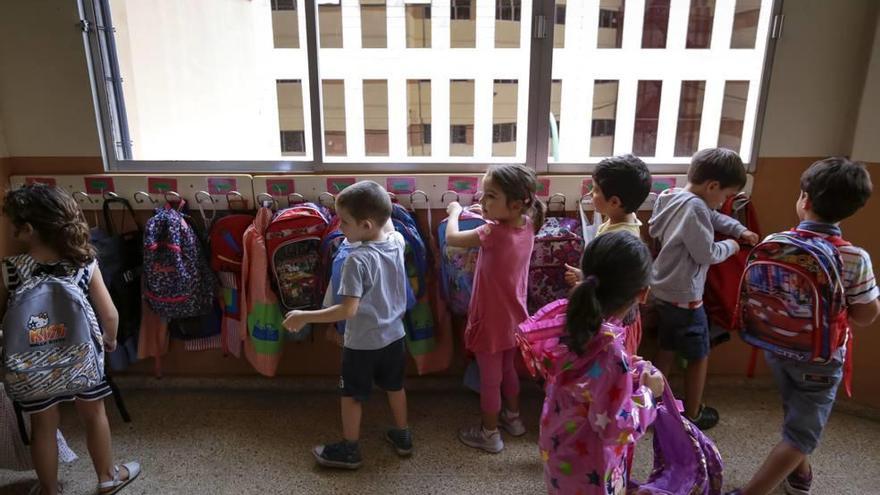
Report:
97,462,141,495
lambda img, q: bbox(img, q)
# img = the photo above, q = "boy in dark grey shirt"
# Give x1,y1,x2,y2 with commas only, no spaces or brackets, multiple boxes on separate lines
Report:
284,181,411,469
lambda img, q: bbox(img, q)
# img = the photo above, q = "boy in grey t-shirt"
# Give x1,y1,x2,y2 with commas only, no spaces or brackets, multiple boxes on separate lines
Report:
284,181,411,470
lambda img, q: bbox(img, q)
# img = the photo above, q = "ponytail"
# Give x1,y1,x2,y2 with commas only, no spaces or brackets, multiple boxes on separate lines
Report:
565,276,603,355
529,196,546,233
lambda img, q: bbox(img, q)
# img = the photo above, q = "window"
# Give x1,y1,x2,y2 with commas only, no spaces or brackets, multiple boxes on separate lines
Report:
85,0,774,172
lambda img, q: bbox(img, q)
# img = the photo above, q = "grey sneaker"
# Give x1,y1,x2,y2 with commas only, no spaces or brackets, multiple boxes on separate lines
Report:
458,425,503,453
312,440,363,470
499,410,526,437
385,428,413,456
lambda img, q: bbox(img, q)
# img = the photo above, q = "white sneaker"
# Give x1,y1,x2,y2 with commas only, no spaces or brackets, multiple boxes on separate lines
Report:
499,410,526,437
458,425,503,453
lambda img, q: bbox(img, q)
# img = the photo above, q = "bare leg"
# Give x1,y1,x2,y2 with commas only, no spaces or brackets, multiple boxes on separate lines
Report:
655,349,676,378
340,397,362,442
741,441,806,495
74,398,120,484
386,389,408,429
684,356,708,419
30,405,60,495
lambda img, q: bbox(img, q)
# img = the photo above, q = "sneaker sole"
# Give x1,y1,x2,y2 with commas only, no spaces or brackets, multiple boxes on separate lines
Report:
500,423,527,437
385,434,413,457
312,449,362,470
457,434,503,454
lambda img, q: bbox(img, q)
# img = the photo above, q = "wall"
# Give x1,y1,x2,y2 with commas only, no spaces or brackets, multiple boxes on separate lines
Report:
2,1,880,406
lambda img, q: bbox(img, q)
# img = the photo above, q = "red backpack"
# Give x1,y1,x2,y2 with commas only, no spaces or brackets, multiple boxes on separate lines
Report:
265,204,330,312
209,213,255,356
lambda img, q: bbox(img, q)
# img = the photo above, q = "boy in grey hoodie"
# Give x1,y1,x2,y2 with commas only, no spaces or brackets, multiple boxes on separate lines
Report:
648,148,759,430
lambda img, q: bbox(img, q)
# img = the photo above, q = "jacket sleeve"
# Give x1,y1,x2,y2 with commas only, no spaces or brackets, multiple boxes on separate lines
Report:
680,207,740,265
710,209,748,238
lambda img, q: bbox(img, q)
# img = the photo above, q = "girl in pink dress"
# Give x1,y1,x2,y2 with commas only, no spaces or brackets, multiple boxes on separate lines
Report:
445,164,546,453
540,231,664,494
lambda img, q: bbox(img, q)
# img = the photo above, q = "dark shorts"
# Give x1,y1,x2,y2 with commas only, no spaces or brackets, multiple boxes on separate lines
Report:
765,351,843,454
340,338,406,402
656,302,710,361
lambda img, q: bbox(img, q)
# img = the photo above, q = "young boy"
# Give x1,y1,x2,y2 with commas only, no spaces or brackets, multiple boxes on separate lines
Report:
648,147,759,430
565,153,652,285
283,181,411,469
729,158,879,495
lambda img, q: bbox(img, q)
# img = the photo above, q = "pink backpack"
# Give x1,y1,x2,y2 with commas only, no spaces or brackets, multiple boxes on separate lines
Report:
516,299,568,380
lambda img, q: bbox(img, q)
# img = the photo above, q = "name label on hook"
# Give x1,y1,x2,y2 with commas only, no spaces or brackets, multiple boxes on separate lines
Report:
447,176,479,195
84,176,115,194
25,177,56,186
386,177,416,195
148,178,178,194
327,177,356,193
266,179,295,196
581,179,594,196
652,177,677,194
207,177,237,195
536,178,551,198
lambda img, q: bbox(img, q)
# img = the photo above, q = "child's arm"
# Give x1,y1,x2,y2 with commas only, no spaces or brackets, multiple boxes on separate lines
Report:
88,266,120,352
445,202,482,248
682,210,741,265
709,210,759,245
564,263,583,287
284,296,360,333
849,299,880,327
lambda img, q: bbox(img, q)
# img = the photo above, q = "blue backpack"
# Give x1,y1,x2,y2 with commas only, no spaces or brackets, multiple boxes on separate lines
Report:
143,203,216,319
437,209,486,315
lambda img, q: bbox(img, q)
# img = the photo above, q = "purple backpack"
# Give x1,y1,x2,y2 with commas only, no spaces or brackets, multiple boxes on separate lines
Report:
143,203,216,319
629,383,724,495
527,216,584,313
437,208,486,315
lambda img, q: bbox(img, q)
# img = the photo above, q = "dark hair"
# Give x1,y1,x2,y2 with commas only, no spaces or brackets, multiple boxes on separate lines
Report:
485,164,546,232
335,180,393,225
800,157,872,223
688,147,747,190
2,185,96,266
565,231,652,355
594,154,652,213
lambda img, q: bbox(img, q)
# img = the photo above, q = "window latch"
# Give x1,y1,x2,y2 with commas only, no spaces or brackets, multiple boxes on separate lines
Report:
533,15,547,39
78,19,91,33
771,14,784,40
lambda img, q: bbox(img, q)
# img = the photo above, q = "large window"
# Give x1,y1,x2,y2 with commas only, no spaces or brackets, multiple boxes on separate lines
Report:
84,0,777,172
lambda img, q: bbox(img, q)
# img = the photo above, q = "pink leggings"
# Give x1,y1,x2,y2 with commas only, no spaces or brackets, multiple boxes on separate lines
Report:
476,349,520,414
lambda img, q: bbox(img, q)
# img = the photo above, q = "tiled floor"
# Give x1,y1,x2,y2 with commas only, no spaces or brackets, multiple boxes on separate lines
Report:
1,378,878,494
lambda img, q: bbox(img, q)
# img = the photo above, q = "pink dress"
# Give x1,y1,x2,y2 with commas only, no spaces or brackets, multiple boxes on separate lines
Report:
539,320,658,495
465,217,535,353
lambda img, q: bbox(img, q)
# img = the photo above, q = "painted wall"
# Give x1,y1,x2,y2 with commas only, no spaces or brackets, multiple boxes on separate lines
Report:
852,8,880,163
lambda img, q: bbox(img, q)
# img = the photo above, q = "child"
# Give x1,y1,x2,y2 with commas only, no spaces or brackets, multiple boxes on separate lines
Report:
1,185,140,495
728,158,879,495
648,147,759,430
445,164,545,453
541,231,663,494
283,181,411,469
565,154,652,354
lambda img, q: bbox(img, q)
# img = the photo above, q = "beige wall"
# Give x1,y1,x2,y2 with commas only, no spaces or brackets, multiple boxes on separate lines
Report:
758,0,878,157
0,118,8,158
852,8,880,163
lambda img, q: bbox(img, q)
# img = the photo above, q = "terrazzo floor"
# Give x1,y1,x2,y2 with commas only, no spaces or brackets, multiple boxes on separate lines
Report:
1,377,879,494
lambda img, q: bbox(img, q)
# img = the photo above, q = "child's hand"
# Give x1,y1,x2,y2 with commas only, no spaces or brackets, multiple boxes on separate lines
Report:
564,264,583,287
740,230,760,246
102,335,117,353
446,201,463,217
283,310,308,333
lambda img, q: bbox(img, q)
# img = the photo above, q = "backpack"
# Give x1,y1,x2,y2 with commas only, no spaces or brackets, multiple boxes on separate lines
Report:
209,213,255,356
265,204,330,312
143,203,216,319
527,216,584,313
629,381,724,494
738,230,849,365
437,208,486,315
391,204,433,355
2,264,104,402
91,197,142,370
516,299,568,380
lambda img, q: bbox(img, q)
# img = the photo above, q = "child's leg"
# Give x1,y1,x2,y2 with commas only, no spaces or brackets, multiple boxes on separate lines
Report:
386,390,408,429
683,356,708,418
74,398,121,483
654,350,675,377
30,405,61,495
340,397,363,442
376,338,408,430
741,441,805,495
475,351,503,430
500,348,520,414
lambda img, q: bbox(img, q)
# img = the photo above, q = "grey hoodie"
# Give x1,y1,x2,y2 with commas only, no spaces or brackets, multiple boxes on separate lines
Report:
648,189,746,304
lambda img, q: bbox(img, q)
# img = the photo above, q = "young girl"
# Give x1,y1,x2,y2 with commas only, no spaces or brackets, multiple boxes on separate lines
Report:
540,231,663,494
445,164,545,453
1,185,140,495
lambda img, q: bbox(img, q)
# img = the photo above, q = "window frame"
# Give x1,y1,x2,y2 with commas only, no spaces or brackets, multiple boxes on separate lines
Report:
80,0,779,175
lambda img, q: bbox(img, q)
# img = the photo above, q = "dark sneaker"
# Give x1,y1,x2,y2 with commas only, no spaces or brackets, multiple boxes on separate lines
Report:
312,440,362,470
687,405,720,430
783,467,812,495
385,428,413,456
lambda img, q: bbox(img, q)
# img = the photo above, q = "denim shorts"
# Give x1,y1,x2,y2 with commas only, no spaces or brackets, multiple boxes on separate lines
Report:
656,301,710,360
765,351,843,454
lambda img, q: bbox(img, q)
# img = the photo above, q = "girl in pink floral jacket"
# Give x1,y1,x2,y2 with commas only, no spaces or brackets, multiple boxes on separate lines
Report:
539,231,664,494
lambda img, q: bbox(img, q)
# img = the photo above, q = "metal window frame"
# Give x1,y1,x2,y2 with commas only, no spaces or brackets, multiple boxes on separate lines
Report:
81,0,779,175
